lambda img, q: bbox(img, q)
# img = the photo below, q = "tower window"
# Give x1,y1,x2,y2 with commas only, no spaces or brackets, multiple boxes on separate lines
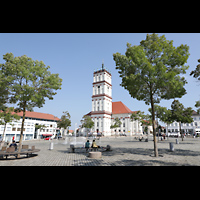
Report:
98,86,100,94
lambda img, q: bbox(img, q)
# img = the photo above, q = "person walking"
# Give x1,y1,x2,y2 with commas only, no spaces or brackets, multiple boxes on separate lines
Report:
85,140,90,152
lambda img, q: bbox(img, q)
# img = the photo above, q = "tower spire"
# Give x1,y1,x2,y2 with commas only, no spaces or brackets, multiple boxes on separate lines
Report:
102,59,104,70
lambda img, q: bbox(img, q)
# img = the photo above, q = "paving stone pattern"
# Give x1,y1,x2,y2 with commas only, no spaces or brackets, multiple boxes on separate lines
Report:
1,136,200,166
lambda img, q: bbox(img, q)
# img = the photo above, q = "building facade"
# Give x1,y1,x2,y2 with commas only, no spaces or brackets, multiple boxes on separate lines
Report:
166,111,200,136
0,111,60,142
80,64,143,137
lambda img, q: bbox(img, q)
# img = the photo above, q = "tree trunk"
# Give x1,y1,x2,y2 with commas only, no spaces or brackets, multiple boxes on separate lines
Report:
150,91,158,157
17,104,26,158
179,121,183,141
2,122,7,142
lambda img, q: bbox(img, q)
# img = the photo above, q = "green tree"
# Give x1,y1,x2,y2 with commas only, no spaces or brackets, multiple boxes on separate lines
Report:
0,53,62,157
190,59,200,114
113,33,190,157
130,111,152,135
0,54,15,109
149,105,173,138
170,100,193,141
110,117,122,137
57,111,71,136
81,115,94,137
0,107,21,141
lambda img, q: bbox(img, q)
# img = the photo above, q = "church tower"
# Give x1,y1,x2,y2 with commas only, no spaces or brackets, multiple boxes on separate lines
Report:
90,63,112,136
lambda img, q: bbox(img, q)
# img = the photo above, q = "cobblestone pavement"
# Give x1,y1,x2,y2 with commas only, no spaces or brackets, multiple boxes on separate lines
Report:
1,136,200,166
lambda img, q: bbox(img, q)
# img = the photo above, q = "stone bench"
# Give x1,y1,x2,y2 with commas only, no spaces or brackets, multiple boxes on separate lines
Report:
70,144,112,153
89,151,102,159
0,147,40,159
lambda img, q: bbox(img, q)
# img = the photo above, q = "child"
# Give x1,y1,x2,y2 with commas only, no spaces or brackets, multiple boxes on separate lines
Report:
85,140,90,152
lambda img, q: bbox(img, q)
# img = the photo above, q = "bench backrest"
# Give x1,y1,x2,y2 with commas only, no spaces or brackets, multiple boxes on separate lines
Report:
6,147,15,153
1,146,7,151
22,145,29,149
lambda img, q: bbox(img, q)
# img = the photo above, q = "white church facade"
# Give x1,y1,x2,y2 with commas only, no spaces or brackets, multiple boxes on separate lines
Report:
80,64,144,137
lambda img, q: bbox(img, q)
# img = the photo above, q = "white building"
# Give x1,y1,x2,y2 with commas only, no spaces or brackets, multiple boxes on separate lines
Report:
166,110,200,136
0,111,60,142
81,63,143,136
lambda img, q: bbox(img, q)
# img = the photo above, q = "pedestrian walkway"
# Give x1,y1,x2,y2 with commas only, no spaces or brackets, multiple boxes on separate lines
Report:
1,136,200,166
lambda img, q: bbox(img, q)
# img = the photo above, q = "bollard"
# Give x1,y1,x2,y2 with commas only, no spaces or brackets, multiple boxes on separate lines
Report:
176,139,179,144
169,142,174,152
49,142,53,150
70,144,75,153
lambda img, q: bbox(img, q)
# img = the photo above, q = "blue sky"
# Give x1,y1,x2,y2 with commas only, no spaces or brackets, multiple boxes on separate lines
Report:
0,33,200,129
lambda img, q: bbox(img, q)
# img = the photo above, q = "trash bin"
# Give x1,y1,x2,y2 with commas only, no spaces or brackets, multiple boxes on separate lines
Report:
169,142,174,152
49,142,53,150
176,139,179,144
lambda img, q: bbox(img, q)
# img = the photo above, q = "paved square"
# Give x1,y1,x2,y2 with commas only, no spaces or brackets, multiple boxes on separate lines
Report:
1,136,200,166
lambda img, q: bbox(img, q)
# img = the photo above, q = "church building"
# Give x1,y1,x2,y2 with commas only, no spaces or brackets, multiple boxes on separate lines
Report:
82,63,143,137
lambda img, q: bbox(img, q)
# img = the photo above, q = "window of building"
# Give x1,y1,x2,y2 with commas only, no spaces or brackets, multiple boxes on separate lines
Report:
6,127,11,131
98,86,100,94
12,127,16,131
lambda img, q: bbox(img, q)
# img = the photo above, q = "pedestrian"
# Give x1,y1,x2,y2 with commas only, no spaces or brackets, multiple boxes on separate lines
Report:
91,140,98,151
85,140,90,152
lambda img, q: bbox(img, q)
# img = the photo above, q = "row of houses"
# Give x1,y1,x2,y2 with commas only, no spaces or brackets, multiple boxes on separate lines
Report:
1,108,200,142
0,111,60,142
166,110,200,136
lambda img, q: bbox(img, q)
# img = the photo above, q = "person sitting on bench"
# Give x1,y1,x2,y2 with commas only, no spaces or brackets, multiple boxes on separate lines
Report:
9,140,17,150
91,140,98,151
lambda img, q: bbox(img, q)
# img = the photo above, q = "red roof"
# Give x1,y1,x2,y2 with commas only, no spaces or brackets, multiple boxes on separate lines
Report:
11,111,60,121
86,101,137,116
112,101,136,114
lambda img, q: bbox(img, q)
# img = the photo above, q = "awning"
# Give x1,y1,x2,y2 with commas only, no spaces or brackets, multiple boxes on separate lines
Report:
42,134,53,136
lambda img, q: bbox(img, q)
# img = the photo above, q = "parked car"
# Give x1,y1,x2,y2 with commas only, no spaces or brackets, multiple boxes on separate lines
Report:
44,137,52,140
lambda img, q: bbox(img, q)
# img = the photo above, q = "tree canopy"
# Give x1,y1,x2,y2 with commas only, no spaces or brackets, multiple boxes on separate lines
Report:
113,33,190,157
190,59,200,114
170,100,193,140
57,111,71,135
0,53,62,156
